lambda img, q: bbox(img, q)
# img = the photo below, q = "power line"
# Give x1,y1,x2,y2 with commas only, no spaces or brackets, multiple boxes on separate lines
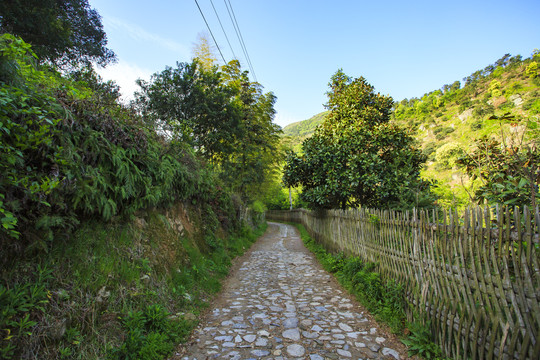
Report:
225,0,257,81
223,0,257,82
193,0,227,64
209,0,237,61
227,0,257,82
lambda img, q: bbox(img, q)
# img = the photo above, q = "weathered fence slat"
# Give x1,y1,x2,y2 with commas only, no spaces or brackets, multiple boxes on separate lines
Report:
266,206,540,360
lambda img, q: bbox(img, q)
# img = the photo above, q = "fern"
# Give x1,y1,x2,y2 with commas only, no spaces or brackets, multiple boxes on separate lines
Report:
402,321,447,359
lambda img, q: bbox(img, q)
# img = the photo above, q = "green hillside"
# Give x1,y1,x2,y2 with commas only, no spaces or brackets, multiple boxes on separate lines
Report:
281,111,328,152
282,51,540,207
283,111,328,137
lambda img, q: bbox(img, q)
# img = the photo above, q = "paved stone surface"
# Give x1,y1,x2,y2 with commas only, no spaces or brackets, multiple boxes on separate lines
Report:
174,222,407,359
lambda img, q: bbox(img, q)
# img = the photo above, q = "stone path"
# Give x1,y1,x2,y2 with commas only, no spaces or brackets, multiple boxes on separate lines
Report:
173,222,408,360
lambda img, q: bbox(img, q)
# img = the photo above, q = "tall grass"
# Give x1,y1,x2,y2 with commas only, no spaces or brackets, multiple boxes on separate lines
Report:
1,209,266,359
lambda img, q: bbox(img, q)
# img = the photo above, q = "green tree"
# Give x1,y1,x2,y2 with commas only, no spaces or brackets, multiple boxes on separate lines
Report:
0,0,115,66
450,80,461,92
494,53,511,68
526,61,538,78
532,49,540,62
135,58,281,201
135,60,238,160
283,70,431,210
218,60,281,200
458,116,539,208
489,79,502,97
434,142,465,169
192,32,218,70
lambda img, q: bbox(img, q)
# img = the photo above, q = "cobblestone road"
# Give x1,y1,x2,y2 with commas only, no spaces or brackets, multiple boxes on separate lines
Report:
174,222,408,360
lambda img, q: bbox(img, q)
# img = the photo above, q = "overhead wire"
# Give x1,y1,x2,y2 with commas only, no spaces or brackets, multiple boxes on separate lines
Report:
193,0,227,64
209,0,237,61
223,0,258,82
226,0,256,78
193,0,258,82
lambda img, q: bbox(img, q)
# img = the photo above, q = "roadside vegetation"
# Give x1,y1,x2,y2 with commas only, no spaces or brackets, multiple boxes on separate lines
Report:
1,2,537,359
1,207,266,359
292,222,448,359
275,53,539,359
279,51,540,211
0,1,277,358
283,70,433,211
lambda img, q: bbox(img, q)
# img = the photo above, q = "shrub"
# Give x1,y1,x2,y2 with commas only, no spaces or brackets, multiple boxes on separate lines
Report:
434,142,465,169
110,304,193,360
499,99,515,111
489,80,502,98
458,99,472,112
506,82,524,95
492,66,504,78
433,126,455,140
469,120,483,131
524,98,540,114
473,103,494,118
250,200,266,213
402,321,446,359
423,142,439,159
525,61,538,78
0,34,70,246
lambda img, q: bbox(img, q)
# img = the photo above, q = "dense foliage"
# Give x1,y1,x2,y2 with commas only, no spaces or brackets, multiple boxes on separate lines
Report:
0,31,275,358
282,51,540,210
283,70,432,209
0,32,278,263
135,59,282,201
391,51,540,208
458,115,539,208
0,0,115,67
1,34,200,255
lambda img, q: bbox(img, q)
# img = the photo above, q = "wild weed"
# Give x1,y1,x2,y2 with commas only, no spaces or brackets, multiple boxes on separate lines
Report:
291,221,450,356
402,321,447,359
0,265,52,359
109,304,193,360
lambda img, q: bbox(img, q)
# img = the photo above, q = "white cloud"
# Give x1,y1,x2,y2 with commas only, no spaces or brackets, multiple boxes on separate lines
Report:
105,16,190,58
96,60,153,101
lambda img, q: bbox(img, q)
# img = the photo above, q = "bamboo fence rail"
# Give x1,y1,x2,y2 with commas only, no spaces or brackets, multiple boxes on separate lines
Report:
267,206,540,360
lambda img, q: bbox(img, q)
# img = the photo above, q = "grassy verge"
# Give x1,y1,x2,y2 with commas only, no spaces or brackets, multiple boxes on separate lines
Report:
289,222,447,360
1,209,266,359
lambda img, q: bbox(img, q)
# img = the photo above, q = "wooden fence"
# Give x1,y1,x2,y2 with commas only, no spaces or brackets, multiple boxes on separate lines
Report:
267,207,540,360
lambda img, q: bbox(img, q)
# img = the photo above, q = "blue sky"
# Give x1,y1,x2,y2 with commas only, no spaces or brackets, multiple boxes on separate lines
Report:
90,0,540,127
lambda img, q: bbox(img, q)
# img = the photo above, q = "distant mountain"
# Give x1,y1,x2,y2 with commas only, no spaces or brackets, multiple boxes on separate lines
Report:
281,51,540,206
282,111,328,137
281,111,328,152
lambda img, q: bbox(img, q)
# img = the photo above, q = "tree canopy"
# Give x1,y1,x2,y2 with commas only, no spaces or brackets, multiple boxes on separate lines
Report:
0,0,115,66
283,70,432,210
135,59,281,200
192,32,218,70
